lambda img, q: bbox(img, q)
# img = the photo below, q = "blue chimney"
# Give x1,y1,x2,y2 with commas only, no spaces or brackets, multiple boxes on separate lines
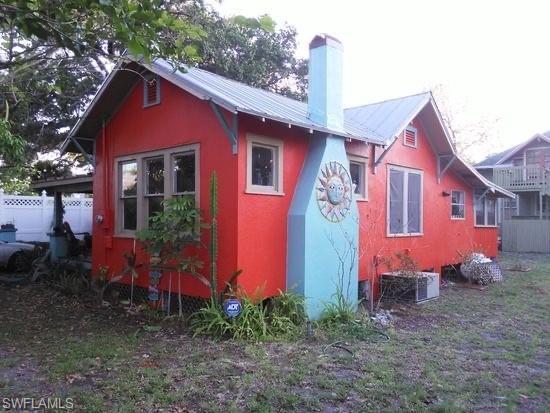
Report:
307,34,344,131
287,35,358,320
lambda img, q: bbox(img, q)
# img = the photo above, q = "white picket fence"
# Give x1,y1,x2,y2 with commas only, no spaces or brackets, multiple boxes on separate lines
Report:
0,189,93,242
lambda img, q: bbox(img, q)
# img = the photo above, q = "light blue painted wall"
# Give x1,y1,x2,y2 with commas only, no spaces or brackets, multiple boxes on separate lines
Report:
307,39,344,132
287,134,359,319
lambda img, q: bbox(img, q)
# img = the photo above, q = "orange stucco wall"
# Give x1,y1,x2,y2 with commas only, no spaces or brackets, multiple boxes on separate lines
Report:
347,119,498,296
92,77,497,299
92,78,239,297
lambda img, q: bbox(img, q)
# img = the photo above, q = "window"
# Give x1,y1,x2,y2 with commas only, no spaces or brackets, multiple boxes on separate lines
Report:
120,161,138,231
474,190,497,227
451,190,465,219
348,156,368,200
388,166,423,236
145,157,165,220
116,145,198,235
246,134,283,195
403,126,417,148
525,149,540,166
143,74,161,107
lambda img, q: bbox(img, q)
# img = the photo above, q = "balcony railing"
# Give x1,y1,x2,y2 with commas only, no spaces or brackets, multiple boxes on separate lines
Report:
493,165,550,192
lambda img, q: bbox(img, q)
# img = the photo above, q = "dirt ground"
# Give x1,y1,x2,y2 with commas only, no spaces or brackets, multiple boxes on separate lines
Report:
0,252,548,412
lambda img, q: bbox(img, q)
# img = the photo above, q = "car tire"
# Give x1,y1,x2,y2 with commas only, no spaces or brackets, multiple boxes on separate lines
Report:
8,251,30,273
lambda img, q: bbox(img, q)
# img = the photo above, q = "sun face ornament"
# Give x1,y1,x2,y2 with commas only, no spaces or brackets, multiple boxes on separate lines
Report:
316,161,353,222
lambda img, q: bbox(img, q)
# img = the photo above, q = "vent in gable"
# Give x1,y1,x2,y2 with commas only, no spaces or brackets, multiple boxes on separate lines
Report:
143,74,160,107
404,126,417,148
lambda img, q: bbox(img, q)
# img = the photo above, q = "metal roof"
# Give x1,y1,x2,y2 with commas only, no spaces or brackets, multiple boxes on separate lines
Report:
148,59,378,142
476,132,550,168
344,92,432,145
60,59,512,198
475,146,519,168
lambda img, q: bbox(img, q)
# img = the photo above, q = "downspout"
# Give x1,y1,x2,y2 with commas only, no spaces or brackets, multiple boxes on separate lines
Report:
102,120,109,226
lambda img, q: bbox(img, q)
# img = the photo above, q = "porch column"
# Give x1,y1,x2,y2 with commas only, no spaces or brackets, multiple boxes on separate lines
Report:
540,192,543,220
54,191,63,229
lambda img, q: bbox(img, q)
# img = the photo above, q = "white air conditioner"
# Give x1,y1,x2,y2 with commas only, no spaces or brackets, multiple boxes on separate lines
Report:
380,272,439,303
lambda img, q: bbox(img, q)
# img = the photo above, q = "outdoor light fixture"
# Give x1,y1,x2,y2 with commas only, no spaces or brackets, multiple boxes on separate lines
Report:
95,214,104,224
442,190,451,197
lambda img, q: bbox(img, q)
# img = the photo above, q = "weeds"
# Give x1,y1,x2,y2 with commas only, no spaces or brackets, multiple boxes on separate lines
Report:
191,290,306,341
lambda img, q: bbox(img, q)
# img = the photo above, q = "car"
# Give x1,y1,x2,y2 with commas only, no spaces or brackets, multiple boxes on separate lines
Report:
0,241,36,272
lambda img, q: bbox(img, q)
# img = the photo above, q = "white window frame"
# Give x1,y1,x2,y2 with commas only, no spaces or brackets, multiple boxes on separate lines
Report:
386,165,424,237
403,125,418,148
114,144,200,237
450,189,466,220
473,190,498,228
246,134,284,196
143,74,161,108
347,155,368,201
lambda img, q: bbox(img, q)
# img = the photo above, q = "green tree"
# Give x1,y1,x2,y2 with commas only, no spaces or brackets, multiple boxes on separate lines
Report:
0,1,307,180
0,0,205,179
189,5,307,100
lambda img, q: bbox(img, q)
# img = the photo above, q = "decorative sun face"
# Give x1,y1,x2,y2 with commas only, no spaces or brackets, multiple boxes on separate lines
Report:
316,161,352,222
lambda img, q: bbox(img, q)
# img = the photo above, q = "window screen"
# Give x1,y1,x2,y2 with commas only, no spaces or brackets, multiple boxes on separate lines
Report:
251,145,275,187
407,172,421,233
145,157,164,220
474,191,485,226
120,160,138,231
451,190,465,219
349,160,366,198
389,169,405,234
389,168,422,235
173,152,195,194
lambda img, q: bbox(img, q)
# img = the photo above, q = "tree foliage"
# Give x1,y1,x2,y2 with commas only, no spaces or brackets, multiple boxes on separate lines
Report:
0,0,204,65
0,1,307,188
432,85,501,163
0,0,205,169
188,5,307,100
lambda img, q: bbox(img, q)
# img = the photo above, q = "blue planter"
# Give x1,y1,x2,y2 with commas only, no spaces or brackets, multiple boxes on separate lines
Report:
0,228,17,243
48,233,68,262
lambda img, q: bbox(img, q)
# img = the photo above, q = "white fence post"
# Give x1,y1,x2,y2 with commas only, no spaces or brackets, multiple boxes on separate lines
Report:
0,189,4,225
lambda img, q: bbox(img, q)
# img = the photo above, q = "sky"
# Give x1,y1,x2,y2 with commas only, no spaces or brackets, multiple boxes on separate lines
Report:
208,0,550,162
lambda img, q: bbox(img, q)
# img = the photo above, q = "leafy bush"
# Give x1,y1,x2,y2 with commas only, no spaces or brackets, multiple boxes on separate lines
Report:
267,289,306,325
191,290,306,341
318,285,357,327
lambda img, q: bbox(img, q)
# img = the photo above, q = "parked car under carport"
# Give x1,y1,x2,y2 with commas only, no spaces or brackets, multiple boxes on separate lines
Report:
0,241,36,272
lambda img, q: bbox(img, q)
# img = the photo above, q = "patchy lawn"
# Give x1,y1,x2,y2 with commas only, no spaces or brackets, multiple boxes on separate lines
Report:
0,252,548,412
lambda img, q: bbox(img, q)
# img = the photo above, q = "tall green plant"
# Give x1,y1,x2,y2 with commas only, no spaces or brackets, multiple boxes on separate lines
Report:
136,197,209,284
209,171,219,304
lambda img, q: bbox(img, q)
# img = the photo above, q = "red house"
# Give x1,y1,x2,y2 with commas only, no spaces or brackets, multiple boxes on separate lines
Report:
61,35,512,317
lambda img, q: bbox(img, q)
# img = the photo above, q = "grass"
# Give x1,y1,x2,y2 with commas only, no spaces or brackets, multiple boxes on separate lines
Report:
0,252,548,412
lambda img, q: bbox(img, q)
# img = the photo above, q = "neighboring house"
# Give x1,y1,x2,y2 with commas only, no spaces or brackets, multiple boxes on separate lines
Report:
60,35,512,317
476,133,550,252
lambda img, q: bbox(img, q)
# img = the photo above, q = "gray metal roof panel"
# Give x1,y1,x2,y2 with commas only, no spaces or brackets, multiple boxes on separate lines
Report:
475,146,518,167
344,92,431,144
151,59,379,142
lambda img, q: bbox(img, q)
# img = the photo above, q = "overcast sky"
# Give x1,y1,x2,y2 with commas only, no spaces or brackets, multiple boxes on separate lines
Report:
209,0,549,161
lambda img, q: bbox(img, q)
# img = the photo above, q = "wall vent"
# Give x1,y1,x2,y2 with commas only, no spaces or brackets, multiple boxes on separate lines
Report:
404,126,417,148
143,74,161,107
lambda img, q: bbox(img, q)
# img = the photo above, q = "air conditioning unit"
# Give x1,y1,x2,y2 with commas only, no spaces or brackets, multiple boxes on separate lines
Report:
380,272,439,303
